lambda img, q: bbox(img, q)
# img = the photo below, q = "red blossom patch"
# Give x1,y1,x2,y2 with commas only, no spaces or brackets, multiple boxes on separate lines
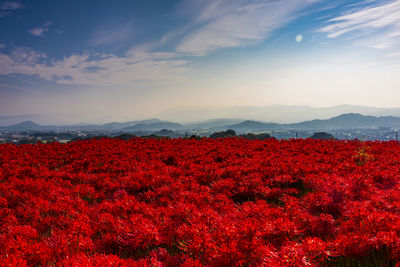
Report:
0,138,399,265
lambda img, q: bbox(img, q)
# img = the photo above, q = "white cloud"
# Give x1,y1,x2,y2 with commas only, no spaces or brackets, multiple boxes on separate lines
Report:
0,1,23,10
29,27,48,37
0,47,187,86
318,0,400,53
28,20,53,37
389,51,400,57
175,0,318,55
28,21,52,37
0,1,24,17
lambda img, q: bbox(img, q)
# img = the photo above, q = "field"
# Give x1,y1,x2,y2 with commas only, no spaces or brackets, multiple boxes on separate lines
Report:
1,138,400,266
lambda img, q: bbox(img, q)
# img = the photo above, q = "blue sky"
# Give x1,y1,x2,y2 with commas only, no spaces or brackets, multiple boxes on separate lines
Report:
0,0,399,122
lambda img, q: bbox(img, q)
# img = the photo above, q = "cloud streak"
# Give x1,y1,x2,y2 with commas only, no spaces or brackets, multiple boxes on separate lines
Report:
0,47,187,86
318,0,400,54
89,19,135,46
175,0,318,55
0,82,38,93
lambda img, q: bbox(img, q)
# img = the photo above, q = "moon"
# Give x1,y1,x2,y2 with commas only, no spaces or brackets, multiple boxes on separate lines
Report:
296,34,303,43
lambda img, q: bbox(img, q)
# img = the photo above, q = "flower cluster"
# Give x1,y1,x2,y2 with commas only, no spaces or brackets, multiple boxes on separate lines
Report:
0,138,400,266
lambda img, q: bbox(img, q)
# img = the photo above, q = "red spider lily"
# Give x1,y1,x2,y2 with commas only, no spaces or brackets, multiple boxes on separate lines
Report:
0,138,400,265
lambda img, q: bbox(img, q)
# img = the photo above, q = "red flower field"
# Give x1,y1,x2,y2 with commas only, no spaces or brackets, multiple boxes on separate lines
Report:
1,138,400,266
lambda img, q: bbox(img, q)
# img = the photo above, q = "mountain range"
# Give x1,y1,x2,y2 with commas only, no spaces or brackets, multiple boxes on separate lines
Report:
156,104,400,123
2,113,400,133
3,105,400,126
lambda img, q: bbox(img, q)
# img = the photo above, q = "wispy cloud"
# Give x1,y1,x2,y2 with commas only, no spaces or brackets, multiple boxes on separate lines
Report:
0,43,5,48
0,1,23,10
318,0,400,54
175,0,319,55
0,82,38,93
28,21,52,37
0,1,24,17
0,47,187,86
89,19,135,46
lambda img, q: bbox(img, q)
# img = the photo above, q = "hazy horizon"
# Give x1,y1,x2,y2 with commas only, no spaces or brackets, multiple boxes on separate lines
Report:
1,0,400,122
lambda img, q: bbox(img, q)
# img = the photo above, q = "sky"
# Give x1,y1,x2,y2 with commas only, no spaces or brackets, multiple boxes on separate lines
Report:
0,0,399,123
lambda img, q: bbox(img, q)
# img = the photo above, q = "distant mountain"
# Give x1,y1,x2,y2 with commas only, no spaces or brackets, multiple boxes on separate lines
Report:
185,118,244,129
157,105,400,123
123,122,183,132
221,113,400,132
152,129,183,138
0,119,172,132
0,115,41,126
4,121,47,131
0,114,93,126
290,113,400,129
227,120,281,131
1,113,400,133
92,119,163,131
